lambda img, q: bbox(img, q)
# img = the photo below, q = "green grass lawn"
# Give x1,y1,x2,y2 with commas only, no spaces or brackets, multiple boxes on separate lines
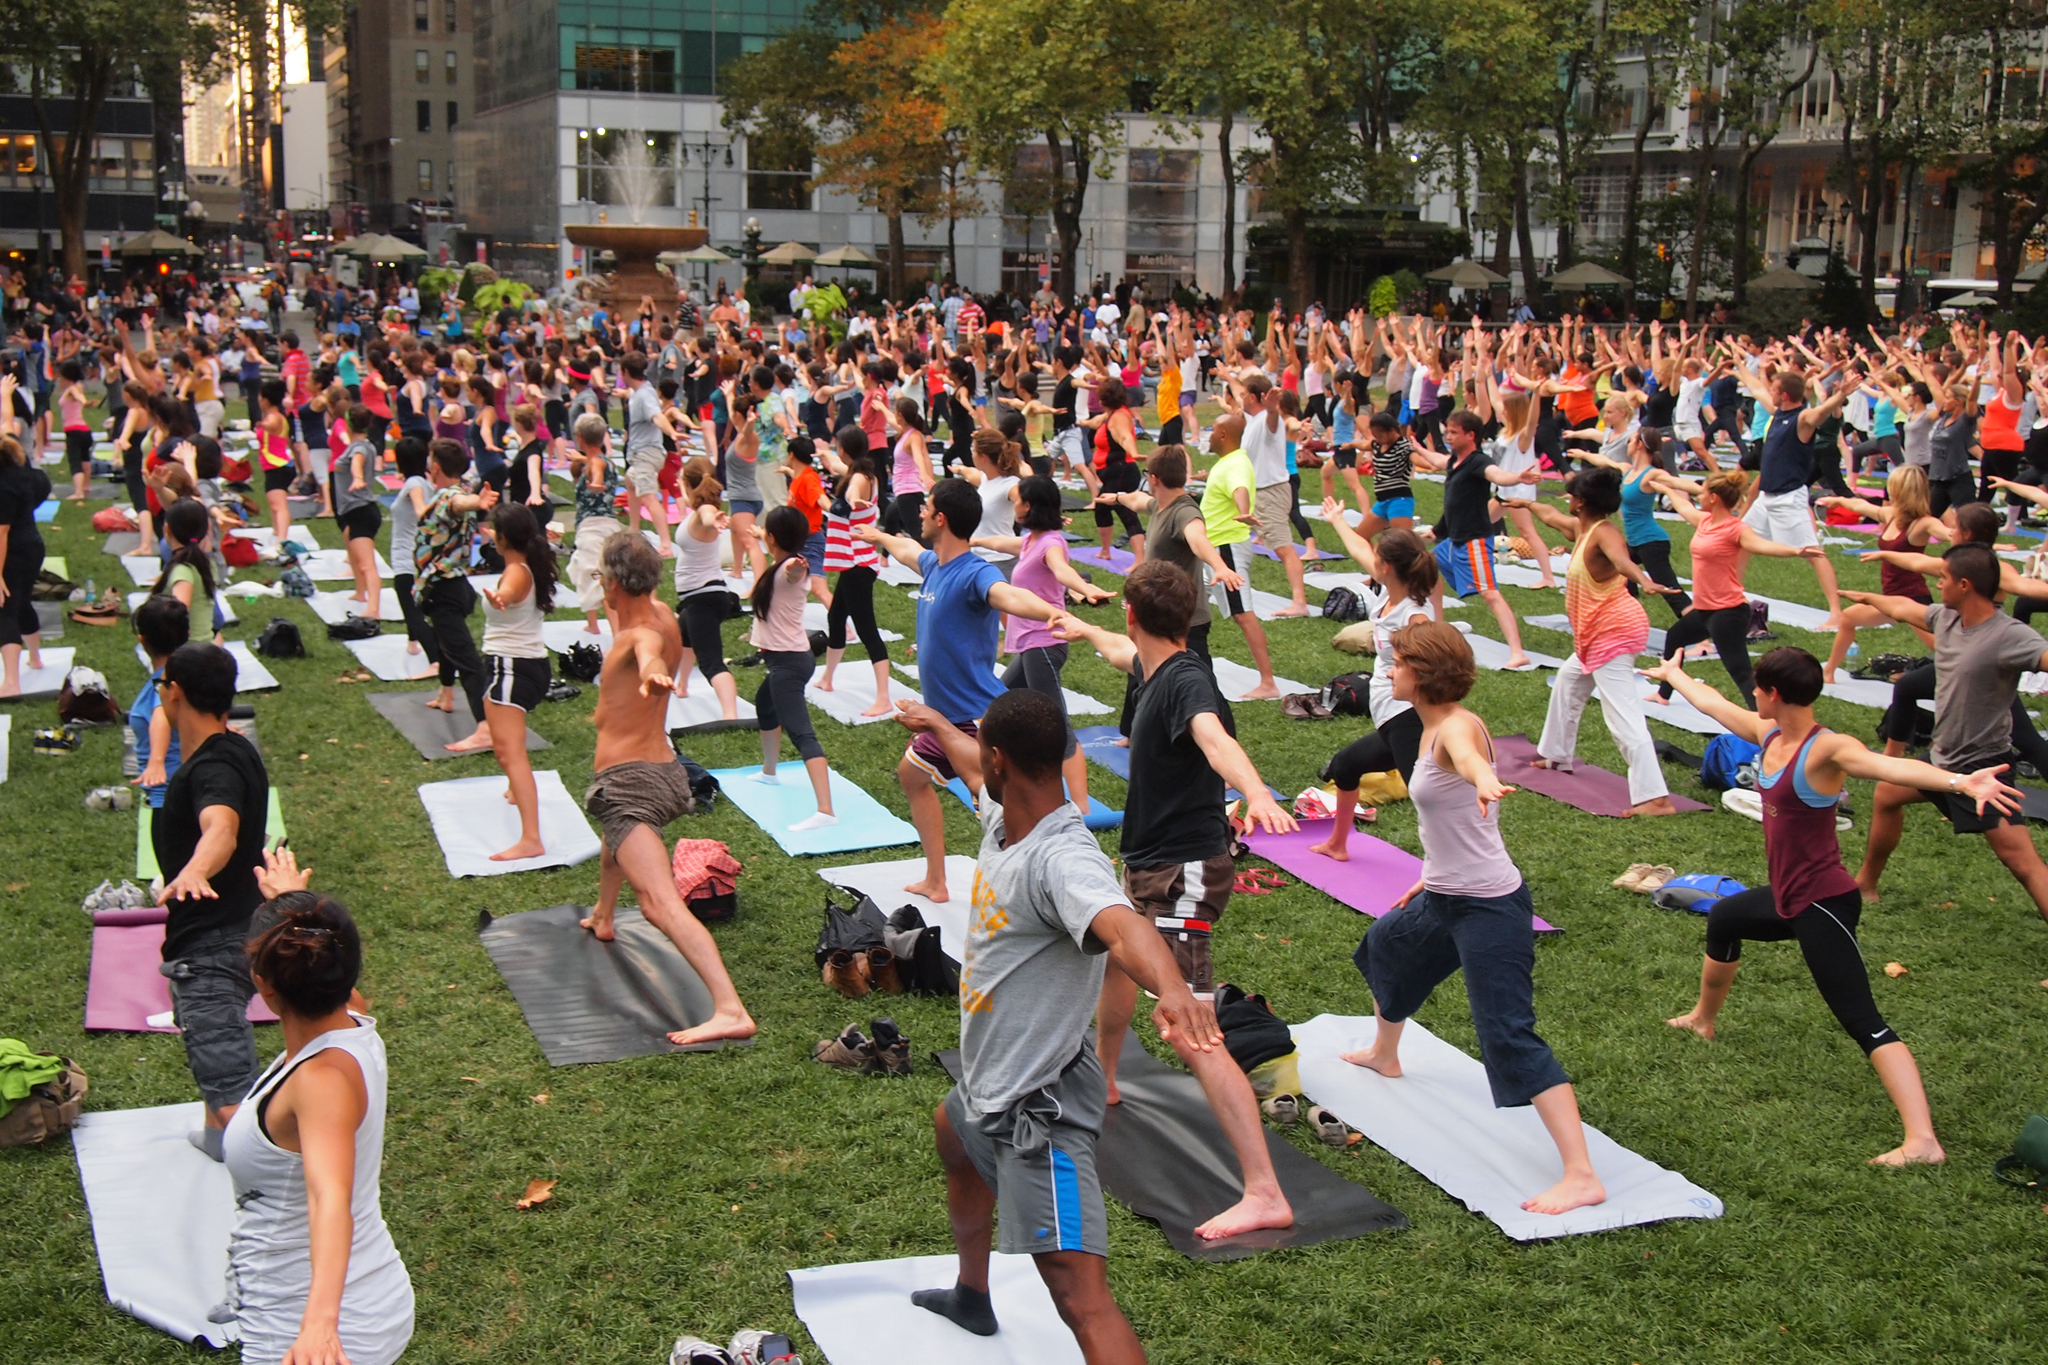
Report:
4,414,2047,1363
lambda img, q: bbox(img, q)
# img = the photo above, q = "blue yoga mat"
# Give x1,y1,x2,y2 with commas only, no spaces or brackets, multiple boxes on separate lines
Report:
1074,725,1282,802
943,775,1123,831
35,500,58,522
709,765,919,856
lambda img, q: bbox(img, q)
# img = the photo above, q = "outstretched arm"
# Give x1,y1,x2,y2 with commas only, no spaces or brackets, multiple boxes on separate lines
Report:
1051,612,1139,674
1089,906,1221,1052
1188,712,1296,835
1814,732,2023,814
1838,590,1935,628
1639,656,1771,740
852,524,927,571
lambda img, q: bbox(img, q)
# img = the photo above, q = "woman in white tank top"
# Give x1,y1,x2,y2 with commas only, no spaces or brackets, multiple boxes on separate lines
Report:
455,504,558,861
224,876,413,1365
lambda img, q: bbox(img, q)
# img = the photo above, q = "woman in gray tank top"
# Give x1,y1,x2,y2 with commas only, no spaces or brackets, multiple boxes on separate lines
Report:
1338,619,1608,1220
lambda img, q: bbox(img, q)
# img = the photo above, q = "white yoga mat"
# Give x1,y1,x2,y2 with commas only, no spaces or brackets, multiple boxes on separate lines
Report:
1491,562,1560,590
542,617,613,655
1302,502,1365,526
7,645,75,699
789,1254,1084,1365
876,557,924,587
803,599,902,640
230,522,320,551
1821,676,1895,709
117,554,163,587
818,855,977,961
1750,594,1834,633
344,633,433,681
417,770,604,877
299,548,395,582
895,663,1110,718
0,713,10,783
1247,587,1310,621
808,663,922,725
1637,687,1730,735
71,1102,239,1347
666,670,759,730
1304,570,1368,594
1524,613,1665,655
123,591,241,628
1465,634,1564,672
1210,656,1313,701
308,588,401,624
1293,1014,1722,1241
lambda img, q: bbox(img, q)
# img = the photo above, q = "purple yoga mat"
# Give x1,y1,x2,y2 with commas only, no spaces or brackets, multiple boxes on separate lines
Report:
1244,820,1559,933
1069,543,1138,575
86,919,279,1032
1248,541,1311,561
1491,734,1707,818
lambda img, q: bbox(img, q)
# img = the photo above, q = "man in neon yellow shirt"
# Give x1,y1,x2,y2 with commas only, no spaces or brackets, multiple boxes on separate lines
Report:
1196,413,1280,699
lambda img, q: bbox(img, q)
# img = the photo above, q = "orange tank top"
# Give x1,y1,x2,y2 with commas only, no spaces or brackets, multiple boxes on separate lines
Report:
1688,514,1750,611
1983,389,2024,452
1564,528,1650,669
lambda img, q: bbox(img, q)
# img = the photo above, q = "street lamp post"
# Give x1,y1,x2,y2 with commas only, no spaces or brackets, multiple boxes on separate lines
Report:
743,215,762,287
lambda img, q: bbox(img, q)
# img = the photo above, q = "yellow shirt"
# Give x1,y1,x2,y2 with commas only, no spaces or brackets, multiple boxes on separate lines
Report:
1156,358,1181,422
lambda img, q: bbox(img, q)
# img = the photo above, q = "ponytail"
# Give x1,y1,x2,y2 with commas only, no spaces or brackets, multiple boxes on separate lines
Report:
150,499,216,603
751,505,811,618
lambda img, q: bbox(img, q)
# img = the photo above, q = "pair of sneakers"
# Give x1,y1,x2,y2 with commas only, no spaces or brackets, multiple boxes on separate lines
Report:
1260,1093,1361,1148
671,1330,801,1365
33,725,82,756
811,1017,914,1077
85,785,135,811
82,879,150,913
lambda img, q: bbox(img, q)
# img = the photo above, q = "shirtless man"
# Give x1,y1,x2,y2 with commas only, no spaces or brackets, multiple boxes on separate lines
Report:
580,531,756,1046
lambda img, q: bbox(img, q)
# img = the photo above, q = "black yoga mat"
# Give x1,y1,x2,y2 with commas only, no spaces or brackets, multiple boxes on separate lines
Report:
479,906,750,1065
103,531,142,557
366,690,552,762
942,1030,1405,1261
2021,787,2048,823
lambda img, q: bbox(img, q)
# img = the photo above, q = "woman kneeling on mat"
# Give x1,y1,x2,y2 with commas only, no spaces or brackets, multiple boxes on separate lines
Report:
1307,520,1437,862
1344,619,1607,1215
452,504,557,862
1645,646,2019,1165
227,853,414,1365
751,505,836,831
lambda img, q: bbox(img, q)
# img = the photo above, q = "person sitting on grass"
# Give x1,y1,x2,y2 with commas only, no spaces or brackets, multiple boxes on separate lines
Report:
893,687,1223,1363
1644,645,2021,1164
1341,619,1606,1216
855,479,1064,904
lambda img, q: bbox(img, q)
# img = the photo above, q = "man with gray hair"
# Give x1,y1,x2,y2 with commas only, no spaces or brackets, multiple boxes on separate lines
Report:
581,531,757,1047
566,411,621,635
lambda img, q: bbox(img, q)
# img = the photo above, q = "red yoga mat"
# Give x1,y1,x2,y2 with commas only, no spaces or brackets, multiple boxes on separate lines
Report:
85,910,279,1032
1491,734,1708,818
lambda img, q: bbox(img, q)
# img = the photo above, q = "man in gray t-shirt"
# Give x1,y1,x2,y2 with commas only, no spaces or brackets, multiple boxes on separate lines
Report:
894,691,1219,1352
618,352,672,554
1847,543,2048,928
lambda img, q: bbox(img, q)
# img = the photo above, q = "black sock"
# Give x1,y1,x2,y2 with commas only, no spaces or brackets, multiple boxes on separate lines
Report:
912,1281,998,1336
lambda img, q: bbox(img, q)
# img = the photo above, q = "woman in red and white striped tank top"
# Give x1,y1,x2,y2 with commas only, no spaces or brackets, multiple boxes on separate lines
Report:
1526,466,1683,816
817,426,895,717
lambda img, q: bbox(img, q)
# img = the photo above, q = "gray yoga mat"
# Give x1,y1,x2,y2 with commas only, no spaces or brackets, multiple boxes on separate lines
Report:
33,600,63,639
366,690,553,762
479,905,749,1065
103,530,142,557
940,1030,1405,1261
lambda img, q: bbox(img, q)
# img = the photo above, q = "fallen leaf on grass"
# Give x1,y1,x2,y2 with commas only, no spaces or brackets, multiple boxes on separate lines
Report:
4,881,26,892
514,1179,556,1210
298,753,309,761
531,1094,549,1105
460,1076,483,1084
1884,962,1909,978
326,737,339,744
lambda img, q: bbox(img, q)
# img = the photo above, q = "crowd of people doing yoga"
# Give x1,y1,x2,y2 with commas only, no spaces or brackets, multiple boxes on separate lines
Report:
32,282,2048,1365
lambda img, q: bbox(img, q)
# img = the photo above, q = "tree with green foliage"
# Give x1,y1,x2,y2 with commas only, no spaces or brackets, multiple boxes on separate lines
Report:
1369,274,1399,316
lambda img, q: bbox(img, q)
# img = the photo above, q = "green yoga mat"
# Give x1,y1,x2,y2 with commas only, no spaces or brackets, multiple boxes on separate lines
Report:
44,556,67,581
136,791,287,880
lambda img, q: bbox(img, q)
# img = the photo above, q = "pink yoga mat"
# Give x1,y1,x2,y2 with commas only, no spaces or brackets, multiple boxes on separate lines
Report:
86,914,279,1032
1491,734,1707,817
1244,820,1559,933
1069,543,1137,575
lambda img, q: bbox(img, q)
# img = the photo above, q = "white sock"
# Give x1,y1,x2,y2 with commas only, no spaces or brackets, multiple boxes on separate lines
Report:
789,811,839,831
750,770,781,784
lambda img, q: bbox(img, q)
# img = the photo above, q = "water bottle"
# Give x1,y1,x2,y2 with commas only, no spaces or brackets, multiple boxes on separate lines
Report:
85,576,96,602
1847,643,1860,666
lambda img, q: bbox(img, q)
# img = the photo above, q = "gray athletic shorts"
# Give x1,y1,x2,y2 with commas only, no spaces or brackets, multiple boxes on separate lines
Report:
944,1048,1110,1257
162,925,260,1110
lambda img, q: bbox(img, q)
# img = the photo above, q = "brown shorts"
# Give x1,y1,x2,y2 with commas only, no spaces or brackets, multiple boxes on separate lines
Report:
585,756,697,852
1122,852,1235,996
904,719,980,785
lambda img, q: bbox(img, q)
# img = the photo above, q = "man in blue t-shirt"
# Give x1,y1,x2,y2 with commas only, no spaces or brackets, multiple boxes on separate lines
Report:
857,480,1064,904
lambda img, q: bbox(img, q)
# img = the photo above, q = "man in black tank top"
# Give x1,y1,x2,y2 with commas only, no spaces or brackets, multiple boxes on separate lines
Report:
1734,366,1851,628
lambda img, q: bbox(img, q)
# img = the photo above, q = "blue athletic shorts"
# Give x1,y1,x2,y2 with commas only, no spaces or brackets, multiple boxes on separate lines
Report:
729,498,764,517
1434,536,1497,597
1373,496,1416,521
802,529,827,575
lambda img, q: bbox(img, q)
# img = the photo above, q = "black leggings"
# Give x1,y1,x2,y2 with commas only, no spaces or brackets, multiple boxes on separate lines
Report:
1704,887,1898,1055
1323,706,1425,788
826,566,888,661
886,490,926,542
1002,643,1078,757
393,573,438,661
121,437,148,515
1627,540,1692,618
419,576,485,722
0,549,43,647
1094,462,1143,535
1659,604,1756,707
678,588,731,681
1288,472,1315,544
1981,447,2023,504
1929,472,1976,518
755,648,825,761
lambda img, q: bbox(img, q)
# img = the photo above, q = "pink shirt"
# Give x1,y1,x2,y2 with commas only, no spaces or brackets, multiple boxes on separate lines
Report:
749,558,811,653
1005,530,1065,652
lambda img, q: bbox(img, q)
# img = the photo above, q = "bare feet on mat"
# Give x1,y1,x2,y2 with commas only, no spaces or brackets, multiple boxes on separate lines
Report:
1236,683,1281,701
1307,834,1349,861
1522,1171,1606,1215
489,838,545,862
1630,797,1679,817
583,621,602,634
668,1007,757,1046
1339,1045,1401,1078
860,699,894,717
904,876,950,903
1528,757,1568,771
1196,1191,1295,1240
580,907,615,940
1505,652,1531,669
1273,604,1309,618
1869,1139,1944,1167
405,667,440,681
444,736,493,753
425,695,455,711
1665,1010,1714,1040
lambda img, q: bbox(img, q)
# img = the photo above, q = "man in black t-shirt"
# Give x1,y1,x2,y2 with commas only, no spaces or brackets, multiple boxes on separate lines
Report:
1054,560,1299,1242
1419,408,1542,667
1047,345,1083,476
154,642,271,1160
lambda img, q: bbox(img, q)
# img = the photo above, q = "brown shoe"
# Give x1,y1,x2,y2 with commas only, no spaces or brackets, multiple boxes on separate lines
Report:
822,948,872,997
868,1016,913,1076
811,1024,876,1072
866,946,904,994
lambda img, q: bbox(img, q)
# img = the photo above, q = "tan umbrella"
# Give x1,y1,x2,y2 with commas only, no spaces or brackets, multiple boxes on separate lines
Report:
660,243,734,264
1546,260,1631,290
759,240,817,266
337,233,427,262
813,244,882,268
117,228,201,257
1424,259,1507,289
1747,265,1818,293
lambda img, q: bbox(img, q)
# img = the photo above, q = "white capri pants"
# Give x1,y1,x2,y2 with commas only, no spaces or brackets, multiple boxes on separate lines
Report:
1536,650,1669,805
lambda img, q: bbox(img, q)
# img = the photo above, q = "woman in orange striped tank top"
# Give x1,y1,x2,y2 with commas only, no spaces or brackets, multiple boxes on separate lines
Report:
1525,466,1684,817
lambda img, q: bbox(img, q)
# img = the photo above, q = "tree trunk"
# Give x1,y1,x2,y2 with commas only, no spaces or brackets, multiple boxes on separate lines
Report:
32,52,113,283
1732,134,1762,306
886,208,906,302
1513,156,1539,314
1684,113,1724,324
1489,144,1513,278
1618,50,1659,306
1219,108,1237,301
1048,132,1088,302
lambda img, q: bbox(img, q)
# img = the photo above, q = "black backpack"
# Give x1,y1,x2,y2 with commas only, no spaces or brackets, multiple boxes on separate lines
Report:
1324,670,1373,717
255,617,305,658
1321,586,1369,622
325,614,382,641
562,641,604,680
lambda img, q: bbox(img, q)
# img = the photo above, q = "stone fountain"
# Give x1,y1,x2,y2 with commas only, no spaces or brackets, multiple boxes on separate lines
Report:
562,133,706,313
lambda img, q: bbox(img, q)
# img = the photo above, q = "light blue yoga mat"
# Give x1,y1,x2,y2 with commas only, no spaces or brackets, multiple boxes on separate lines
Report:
1074,725,1282,802
942,775,1123,831
709,765,919,856
35,500,58,522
